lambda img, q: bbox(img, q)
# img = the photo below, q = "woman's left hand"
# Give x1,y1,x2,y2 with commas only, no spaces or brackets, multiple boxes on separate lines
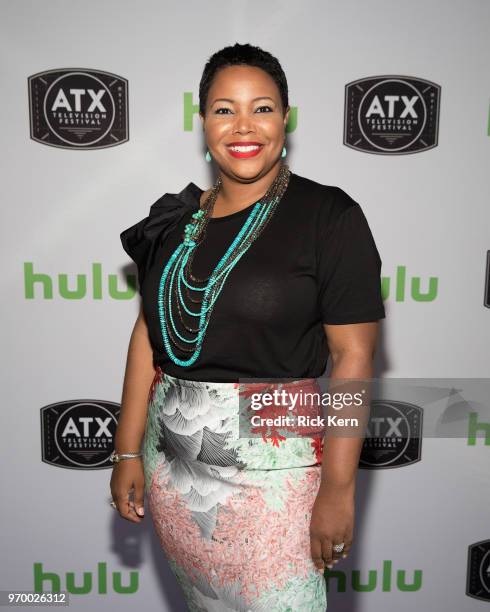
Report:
309,482,355,572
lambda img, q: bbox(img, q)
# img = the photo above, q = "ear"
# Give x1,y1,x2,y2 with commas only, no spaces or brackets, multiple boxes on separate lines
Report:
283,105,290,129
199,112,205,130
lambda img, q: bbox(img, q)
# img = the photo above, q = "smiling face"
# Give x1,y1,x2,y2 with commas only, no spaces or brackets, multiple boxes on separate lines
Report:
199,64,289,183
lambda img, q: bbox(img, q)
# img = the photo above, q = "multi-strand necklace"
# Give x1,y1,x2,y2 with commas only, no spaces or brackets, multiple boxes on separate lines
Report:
158,163,291,367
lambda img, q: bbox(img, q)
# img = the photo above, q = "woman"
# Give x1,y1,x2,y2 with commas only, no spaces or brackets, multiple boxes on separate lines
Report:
111,43,385,611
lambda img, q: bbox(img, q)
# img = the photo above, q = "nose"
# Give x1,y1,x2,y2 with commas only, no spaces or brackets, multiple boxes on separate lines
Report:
232,110,255,135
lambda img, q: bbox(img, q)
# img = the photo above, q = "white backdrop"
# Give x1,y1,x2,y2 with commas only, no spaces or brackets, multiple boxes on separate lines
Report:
1,1,489,610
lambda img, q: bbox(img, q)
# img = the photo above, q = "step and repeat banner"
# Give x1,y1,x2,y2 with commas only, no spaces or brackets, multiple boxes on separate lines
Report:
2,1,489,611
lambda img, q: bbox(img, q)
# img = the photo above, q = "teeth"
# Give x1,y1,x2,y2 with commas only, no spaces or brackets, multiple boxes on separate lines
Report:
229,145,260,152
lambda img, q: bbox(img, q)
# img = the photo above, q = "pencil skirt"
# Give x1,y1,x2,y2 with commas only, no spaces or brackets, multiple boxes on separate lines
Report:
143,367,327,612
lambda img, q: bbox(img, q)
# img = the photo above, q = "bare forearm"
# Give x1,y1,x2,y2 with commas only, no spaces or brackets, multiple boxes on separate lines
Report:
320,352,373,492
115,310,155,453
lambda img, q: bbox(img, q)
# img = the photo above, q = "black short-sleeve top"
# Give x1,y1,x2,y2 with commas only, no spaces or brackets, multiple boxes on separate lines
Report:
120,170,386,382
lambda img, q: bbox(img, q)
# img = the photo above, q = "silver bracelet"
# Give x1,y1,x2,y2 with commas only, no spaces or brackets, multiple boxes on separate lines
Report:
109,450,142,464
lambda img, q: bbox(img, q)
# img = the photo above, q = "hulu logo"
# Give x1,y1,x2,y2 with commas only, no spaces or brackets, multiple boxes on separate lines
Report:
326,560,422,592
34,562,138,594
467,412,490,445
183,92,298,132
381,266,438,302
24,263,137,299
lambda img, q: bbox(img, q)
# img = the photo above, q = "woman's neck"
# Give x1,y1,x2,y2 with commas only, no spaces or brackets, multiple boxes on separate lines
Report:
201,162,284,218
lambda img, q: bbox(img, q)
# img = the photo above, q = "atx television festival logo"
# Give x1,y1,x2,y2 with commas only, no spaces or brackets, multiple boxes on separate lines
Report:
40,399,119,469
359,399,423,469
28,68,129,149
344,75,440,154
467,539,490,602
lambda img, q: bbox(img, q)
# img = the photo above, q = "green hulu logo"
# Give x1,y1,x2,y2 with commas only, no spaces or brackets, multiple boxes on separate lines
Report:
183,91,298,133
326,560,422,592
467,412,490,445
381,266,438,302
24,263,137,299
34,562,138,594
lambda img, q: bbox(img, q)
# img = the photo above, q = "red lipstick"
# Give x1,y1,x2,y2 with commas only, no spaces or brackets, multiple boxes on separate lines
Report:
226,141,264,159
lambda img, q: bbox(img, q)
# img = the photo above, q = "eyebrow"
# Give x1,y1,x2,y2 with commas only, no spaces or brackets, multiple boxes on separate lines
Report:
210,96,275,106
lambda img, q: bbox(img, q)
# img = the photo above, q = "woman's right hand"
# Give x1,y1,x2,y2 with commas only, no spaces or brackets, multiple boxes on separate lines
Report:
110,458,146,524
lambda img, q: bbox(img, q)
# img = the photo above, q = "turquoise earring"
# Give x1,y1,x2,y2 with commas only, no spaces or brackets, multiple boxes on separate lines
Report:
281,145,287,158
205,150,212,162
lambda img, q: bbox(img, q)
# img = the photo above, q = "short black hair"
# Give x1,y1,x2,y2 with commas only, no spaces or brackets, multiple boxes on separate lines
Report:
199,42,289,117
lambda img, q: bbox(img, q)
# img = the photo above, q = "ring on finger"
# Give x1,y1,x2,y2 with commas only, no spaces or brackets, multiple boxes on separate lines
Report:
333,542,345,553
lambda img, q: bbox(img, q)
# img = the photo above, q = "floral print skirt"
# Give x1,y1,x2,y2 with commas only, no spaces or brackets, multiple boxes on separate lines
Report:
143,367,327,612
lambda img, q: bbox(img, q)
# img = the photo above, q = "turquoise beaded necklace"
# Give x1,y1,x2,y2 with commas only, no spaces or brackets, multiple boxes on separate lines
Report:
158,164,291,367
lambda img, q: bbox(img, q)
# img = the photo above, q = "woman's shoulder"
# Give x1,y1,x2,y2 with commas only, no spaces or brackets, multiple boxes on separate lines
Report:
289,171,360,221
120,181,201,261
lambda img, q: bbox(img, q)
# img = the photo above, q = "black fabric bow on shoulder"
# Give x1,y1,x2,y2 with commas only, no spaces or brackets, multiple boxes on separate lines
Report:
120,182,202,295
